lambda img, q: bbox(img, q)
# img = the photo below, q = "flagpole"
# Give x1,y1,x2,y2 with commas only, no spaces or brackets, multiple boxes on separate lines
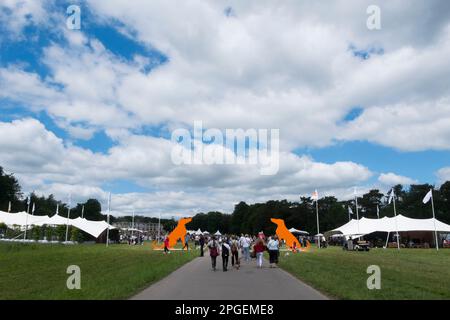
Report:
8,201,11,213
65,194,71,243
315,197,320,249
106,192,111,247
355,189,360,235
393,194,400,250
158,213,161,243
131,209,135,243
430,191,439,251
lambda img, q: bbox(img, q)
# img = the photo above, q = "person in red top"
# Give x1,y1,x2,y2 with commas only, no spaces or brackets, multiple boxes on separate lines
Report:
254,238,266,269
164,236,170,254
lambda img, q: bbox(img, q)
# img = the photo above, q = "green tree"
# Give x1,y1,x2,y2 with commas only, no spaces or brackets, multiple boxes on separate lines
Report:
0,166,22,212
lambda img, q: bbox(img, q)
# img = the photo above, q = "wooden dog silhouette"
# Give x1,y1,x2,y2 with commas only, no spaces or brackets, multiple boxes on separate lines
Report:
151,217,192,250
166,217,192,249
271,218,310,252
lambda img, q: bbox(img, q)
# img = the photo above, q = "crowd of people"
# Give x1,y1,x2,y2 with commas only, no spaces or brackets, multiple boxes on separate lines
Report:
212,234,282,271
162,232,283,271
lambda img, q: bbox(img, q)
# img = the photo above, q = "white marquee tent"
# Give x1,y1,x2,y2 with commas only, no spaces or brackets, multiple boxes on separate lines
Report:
330,215,450,236
0,211,115,238
214,230,222,236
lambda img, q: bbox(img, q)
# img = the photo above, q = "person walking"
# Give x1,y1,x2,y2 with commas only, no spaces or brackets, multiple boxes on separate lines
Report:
183,234,189,250
221,237,231,272
207,236,220,271
254,238,266,269
163,236,170,254
240,234,251,262
199,235,205,257
267,236,280,268
231,236,240,269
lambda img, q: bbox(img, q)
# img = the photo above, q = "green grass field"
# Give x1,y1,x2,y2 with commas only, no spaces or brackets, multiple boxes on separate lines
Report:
0,242,197,300
278,246,450,300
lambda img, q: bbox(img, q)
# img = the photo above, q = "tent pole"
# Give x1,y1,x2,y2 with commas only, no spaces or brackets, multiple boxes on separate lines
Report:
431,191,439,251
384,232,390,249
24,197,30,241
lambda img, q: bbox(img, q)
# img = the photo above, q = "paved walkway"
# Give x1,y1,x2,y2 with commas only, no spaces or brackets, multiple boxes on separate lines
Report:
131,255,328,300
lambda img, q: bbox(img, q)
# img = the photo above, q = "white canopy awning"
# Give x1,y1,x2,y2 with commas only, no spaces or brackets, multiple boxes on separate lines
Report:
0,211,115,238
331,215,450,236
214,230,222,236
194,228,203,235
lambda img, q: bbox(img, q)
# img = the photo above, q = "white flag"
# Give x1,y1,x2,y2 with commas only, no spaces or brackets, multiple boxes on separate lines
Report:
311,190,319,201
56,204,59,215
8,201,11,213
376,205,380,218
422,189,433,204
32,203,35,214
81,205,85,218
388,189,395,204
348,206,354,215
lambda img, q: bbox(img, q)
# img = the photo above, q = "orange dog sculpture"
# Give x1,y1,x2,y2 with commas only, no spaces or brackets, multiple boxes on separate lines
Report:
153,217,192,250
270,218,310,252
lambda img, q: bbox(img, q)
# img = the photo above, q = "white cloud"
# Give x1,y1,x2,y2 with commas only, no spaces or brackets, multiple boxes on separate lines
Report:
437,167,450,184
0,118,372,216
2,1,449,215
0,0,48,37
378,172,418,186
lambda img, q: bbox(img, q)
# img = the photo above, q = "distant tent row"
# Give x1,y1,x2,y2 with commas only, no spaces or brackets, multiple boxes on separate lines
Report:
330,215,450,238
187,229,215,236
0,211,115,238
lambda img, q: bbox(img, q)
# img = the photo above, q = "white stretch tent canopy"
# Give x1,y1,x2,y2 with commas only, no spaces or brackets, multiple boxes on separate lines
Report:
331,215,450,236
214,230,222,236
288,228,309,235
194,229,203,235
0,211,115,238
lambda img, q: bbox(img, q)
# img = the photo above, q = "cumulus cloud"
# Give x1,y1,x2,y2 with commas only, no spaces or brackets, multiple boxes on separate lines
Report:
1,0,449,215
0,118,372,216
0,0,48,37
378,172,418,186
437,167,450,184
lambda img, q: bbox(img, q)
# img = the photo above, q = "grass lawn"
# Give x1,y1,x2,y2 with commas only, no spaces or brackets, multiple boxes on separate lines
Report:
0,241,197,299
277,246,450,300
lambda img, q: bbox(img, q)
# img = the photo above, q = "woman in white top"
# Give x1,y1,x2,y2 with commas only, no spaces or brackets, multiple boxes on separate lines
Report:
267,236,280,268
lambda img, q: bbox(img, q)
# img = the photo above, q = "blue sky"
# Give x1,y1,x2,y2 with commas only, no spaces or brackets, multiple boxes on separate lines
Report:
1,1,450,216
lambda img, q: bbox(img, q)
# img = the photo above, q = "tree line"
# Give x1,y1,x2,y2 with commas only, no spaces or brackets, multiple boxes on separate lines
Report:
187,184,450,235
1,166,449,235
